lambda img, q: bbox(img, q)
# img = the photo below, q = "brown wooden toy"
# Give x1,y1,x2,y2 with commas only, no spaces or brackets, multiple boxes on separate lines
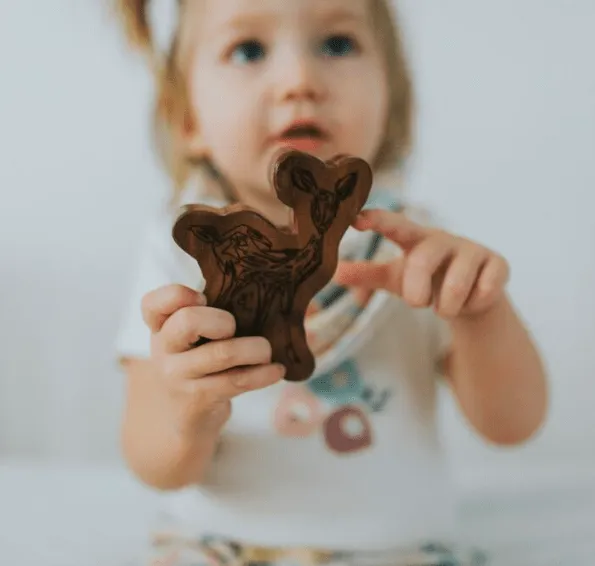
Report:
172,150,373,382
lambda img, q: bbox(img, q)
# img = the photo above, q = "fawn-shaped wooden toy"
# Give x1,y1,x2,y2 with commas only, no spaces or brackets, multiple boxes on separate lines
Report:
172,150,372,382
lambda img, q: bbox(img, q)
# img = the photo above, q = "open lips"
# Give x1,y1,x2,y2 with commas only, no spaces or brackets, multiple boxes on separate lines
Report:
275,121,329,153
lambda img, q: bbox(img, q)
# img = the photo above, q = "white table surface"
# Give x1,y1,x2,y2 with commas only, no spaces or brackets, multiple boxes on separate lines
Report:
1,460,594,566
0,461,160,566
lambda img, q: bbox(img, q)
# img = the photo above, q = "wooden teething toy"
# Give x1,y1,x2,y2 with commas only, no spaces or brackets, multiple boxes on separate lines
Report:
172,150,372,382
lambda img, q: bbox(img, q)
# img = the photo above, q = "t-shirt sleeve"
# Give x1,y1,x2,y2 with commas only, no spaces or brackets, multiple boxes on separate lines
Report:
115,208,204,362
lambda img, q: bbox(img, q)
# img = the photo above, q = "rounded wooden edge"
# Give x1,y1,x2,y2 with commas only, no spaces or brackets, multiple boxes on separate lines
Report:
270,151,373,207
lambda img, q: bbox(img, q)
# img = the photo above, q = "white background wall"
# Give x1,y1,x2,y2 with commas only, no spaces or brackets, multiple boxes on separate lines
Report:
0,1,593,490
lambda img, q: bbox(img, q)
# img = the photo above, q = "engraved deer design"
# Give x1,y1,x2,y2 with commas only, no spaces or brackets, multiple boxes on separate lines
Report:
174,154,371,381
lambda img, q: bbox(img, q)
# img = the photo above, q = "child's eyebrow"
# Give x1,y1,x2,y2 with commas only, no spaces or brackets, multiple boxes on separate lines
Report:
317,8,370,28
209,7,369,38
214,12,277,35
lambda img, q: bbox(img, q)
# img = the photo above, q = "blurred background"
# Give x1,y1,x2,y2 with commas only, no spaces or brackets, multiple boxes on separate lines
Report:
0,1,594,564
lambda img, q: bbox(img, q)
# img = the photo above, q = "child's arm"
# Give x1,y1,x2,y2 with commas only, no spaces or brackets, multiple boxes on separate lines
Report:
442,294,548,445
120,285,285,491
333,209,548,446
121,357,223,490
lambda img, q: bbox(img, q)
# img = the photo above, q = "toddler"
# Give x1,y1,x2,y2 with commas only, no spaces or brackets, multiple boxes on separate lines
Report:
114,1,548,564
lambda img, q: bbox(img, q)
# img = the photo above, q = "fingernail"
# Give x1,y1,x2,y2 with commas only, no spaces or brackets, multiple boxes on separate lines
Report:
196,292,207,306
276,364,287,378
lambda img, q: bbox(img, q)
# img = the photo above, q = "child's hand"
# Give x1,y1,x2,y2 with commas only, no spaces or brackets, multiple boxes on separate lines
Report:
334,209,509,319
141,285,286,438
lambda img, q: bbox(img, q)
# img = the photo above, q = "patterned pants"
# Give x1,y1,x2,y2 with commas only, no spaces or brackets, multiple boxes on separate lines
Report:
146,532,488,566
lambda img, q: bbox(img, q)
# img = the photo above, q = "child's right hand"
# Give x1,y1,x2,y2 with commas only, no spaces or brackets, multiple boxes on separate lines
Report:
141,284,286,438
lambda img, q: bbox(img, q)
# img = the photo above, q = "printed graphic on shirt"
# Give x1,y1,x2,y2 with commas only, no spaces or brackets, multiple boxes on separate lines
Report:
323,405,373,454
272,358,392,455
273,384,325,438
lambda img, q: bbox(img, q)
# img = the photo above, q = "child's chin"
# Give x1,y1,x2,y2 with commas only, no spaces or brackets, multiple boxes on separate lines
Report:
272,139,333,159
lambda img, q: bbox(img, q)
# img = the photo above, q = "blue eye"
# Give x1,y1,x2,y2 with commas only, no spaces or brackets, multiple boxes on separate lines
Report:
321,35,357,57
230,40,266,64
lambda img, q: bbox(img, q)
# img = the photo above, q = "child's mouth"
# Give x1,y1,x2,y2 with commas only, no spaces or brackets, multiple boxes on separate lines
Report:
275,123,328,153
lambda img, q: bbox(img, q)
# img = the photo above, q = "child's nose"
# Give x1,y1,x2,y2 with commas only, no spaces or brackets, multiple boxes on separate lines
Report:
273,53,327,103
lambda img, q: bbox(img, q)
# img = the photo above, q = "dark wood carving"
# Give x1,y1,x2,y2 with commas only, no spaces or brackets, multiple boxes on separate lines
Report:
172,150,373,382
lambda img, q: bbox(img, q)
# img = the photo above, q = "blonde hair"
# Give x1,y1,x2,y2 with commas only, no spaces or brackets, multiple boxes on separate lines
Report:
114,0,414,203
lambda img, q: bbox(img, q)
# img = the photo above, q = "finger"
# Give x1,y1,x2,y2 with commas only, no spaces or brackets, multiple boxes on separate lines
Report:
161,336,273,381
353,209,429,251
175,364,287,435
402,236,455,308
175,364,285,432
333,259,405,295
201,363,287,401
142,284,206,333
156,306,236,355
435,246,488,319
465,254,510,313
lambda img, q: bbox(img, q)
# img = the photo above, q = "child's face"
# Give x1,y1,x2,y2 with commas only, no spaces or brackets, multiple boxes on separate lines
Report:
185,0,390,205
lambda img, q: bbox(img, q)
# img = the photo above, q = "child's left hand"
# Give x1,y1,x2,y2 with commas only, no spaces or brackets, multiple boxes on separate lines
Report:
333,209,510,319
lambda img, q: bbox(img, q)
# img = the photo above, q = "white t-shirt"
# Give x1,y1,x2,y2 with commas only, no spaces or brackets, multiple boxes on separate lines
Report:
115,196,457,553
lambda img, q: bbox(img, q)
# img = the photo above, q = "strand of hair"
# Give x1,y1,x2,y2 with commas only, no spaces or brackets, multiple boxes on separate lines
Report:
114,0,153,51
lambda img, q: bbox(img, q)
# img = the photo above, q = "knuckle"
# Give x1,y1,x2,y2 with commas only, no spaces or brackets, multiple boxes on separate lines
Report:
141,284,194,329
228,374,248,392
430,228,447,239
407,250,434,273
478,281,496,299
158,355,179,384
213,341,236,366
444,279,468,298
166,283,192,304
175,306,196,336
466,240,482,251
229,369,258,392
